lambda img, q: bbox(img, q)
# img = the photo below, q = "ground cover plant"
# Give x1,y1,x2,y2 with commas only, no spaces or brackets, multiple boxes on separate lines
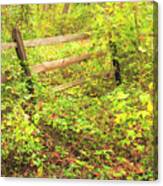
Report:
1,2,158,180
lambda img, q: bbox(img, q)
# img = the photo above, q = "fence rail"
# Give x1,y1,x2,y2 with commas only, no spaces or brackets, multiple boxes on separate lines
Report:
31,51,106,74
1,33,89,50
52,71,112,93
1,28,108,91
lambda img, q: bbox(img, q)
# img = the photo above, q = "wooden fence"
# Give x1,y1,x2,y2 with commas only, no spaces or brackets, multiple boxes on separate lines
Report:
1,28,107,93
2,33,89,50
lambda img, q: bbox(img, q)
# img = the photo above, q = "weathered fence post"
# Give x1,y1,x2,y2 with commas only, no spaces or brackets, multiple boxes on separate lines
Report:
12,28,35,122
12,27,34,94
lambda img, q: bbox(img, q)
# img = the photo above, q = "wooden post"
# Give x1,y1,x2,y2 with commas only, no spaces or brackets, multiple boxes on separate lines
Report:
12,27,34,94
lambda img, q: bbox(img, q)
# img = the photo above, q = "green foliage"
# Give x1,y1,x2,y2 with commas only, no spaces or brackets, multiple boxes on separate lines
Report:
1,2,157,180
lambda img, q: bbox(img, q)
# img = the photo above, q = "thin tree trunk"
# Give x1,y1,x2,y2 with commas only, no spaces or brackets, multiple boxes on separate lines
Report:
62,4,70,14
43,4,50,11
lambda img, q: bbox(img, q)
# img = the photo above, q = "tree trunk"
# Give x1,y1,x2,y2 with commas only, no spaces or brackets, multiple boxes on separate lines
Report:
62,4,70,14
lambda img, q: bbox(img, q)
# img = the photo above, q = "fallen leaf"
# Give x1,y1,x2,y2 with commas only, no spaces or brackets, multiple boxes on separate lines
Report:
49,113,58,120
52,152,60,159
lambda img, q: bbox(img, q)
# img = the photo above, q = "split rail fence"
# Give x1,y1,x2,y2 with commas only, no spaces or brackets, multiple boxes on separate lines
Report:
1,28,109,93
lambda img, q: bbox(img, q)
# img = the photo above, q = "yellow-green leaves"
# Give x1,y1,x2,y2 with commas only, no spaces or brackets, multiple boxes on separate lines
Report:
116,91,129,100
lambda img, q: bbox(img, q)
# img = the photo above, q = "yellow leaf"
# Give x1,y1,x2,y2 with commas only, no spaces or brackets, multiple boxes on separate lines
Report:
115,115,121,123
37,166,43,177
148,83,153,90
35,137,40,142
147,102,153,113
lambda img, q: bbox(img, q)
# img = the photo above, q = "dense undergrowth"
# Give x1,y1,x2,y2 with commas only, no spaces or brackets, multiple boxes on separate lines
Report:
1,2,157,180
